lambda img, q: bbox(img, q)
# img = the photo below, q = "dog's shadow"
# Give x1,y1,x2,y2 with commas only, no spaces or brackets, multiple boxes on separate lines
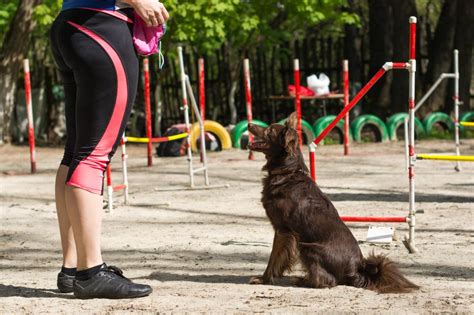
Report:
0,284,73,299
144,272,300,287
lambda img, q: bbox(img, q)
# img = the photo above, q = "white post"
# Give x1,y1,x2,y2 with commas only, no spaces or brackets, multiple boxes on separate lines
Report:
404,117,409,171
121,136,129,204
185,75,210,186
453,49,461,172
178,46,195,188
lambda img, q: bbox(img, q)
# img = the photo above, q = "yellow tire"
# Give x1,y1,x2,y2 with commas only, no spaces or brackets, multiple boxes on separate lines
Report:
190,120,232,152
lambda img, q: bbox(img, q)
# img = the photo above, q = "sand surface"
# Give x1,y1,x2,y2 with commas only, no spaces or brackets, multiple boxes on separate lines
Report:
1,140,473,314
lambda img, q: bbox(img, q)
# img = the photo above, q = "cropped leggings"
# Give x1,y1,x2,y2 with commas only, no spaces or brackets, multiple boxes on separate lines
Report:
50,8,138,195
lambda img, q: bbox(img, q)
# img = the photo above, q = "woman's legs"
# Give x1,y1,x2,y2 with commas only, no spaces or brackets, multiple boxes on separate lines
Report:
55,165,77,268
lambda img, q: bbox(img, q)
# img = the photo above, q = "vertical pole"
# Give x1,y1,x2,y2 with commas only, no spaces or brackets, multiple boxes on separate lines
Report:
198,58,205,163
453,49,461,172
244,59,254,160
294,59,303,147
120,136,129,205
406,16,418,253
404,117,409,171
343,60,350,156
198,58,205,121
178,47,195,188
143,58,153,167
106,164,113,213
309,143,316,181
23,59,36,173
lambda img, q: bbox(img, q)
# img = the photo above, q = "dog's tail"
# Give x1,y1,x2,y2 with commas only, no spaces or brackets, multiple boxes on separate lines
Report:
358,253,419,293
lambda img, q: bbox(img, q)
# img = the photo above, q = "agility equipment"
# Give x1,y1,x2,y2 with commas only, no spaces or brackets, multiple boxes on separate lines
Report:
278,118,315,143
386,113,425,141
198,58,205,121
413,50,462,171
105,137,129,213
23,59,36,173
460,122,474,127
343,60,350,155
244,59,254,159
125,133,188,143
231,119,269,149
417,154,474,162
350,114,389,143
294,60,303,146
189,120,232,152
143,58,153,166
423,112,454,135
307,17,418,253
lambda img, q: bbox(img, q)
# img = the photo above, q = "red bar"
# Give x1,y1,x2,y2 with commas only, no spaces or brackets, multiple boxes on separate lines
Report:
198,58,205,121
392,62,408,69
314,67,387,145
309,150,316,181
341,216,407,223
113,184,126,192
143,58,153,167
343,60,350,156
409,18,416,60
244,59,254,160
294,60,302,147
23,60,36,173
106,165,112,186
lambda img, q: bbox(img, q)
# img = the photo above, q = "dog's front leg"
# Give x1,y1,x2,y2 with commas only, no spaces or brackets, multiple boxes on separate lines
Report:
249,230,298,285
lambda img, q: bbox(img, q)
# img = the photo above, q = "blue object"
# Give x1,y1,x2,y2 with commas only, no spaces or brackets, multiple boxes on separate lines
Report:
62,0,116,11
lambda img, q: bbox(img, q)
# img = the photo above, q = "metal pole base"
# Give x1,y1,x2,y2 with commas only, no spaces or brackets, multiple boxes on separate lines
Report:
402,235,419,254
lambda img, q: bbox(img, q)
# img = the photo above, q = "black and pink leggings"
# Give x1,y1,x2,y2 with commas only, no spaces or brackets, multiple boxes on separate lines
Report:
50,8,138,195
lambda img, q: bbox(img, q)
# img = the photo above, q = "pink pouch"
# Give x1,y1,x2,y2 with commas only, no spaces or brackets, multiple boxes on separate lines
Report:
132,12,166,56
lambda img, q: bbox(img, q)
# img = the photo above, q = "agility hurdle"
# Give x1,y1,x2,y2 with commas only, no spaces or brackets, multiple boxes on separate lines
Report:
306,17,418,253
292,59,350,153
243,59,255,160
23,59,36,173
106,137,129,213
460,122,474,127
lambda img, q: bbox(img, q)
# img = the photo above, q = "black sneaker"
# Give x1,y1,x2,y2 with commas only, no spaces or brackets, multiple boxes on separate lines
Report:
57,272,75,293
73,264,152,299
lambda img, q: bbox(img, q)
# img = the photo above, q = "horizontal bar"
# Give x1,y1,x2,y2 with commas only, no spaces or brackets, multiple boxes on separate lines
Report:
392,62,409,69
314,67,387,145
460,122,474,127
341,216,407,223
125,133,188,143
192,167,207,173
417,154,474,162
113,184,126,192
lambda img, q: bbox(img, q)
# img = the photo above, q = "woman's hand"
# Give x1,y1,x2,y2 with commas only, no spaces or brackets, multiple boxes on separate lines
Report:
125,0,169,27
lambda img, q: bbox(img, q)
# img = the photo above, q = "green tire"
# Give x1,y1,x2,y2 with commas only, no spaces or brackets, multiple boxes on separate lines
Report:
386,113,425,140
312,115,351,145
351,114,389,143
423,112,454,135
231,119,269,149
277,118,315,144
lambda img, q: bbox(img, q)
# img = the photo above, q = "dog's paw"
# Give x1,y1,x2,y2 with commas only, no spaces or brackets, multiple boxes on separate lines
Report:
249,276,266,285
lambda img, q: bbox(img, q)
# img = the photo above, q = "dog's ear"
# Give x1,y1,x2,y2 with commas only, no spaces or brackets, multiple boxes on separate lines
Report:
283,128,298,155
285,112,298,130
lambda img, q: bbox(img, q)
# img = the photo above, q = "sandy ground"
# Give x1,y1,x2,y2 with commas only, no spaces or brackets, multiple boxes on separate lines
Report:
0,139,473,314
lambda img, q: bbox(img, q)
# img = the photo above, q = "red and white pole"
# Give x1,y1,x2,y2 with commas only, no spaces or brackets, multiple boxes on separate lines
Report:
406,16,418,253
143,58,153,167
23,59,36,173
294,59,302,147
106,164,113,212
198,58,205,121
343,60,350,156
244,59,254,160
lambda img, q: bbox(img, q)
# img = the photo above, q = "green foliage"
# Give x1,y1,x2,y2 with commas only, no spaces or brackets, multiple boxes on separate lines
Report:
0,0,19,44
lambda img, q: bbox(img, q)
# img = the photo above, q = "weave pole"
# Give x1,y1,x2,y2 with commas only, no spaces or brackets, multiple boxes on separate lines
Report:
343,60,350,156
143,58,153,167
243,59,254,160
453,49,461,172
405,16,418,253
294,59,303,147
198,58,205,121
23,59,36,173
106,136,129,213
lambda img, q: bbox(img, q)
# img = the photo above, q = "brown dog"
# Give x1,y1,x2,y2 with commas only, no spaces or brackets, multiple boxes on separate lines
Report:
247,112,419,293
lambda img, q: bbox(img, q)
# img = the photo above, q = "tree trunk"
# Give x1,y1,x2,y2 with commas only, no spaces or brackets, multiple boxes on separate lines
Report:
454,0,473,110
0,0,40,144
368,0,393,116
423,0,457,114
343,0,363,84
389,0,418,114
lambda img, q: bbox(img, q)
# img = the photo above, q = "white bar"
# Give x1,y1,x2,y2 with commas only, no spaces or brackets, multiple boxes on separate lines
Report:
453,49,461,171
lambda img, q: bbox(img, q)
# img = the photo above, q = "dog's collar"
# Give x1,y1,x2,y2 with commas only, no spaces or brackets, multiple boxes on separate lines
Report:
269,168,309,176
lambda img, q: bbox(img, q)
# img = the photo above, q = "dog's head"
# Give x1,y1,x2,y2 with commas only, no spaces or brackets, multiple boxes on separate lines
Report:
248,112,299,157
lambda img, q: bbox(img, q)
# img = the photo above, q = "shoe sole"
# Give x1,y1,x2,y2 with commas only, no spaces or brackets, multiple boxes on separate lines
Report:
74,289,153,299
